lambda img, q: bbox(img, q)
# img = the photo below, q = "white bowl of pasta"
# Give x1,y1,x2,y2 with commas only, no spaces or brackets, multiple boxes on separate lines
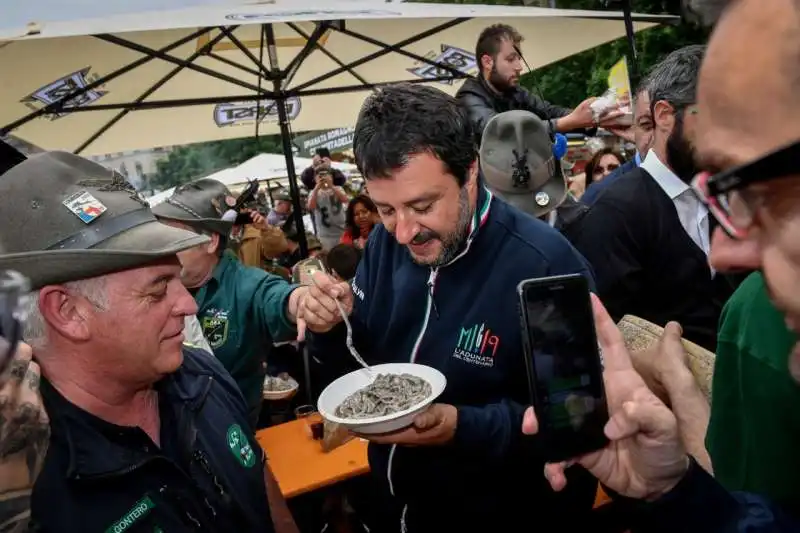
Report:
317,363,447,435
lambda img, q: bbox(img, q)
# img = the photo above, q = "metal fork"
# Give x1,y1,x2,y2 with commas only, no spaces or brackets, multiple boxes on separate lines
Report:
310,274,372,375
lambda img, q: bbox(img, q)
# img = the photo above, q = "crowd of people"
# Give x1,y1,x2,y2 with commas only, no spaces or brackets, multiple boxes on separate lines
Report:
1,0,799,531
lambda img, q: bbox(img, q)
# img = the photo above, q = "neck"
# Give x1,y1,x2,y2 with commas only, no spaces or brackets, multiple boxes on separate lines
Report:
187,257,219,289
481,73,501,95
41,347,159,429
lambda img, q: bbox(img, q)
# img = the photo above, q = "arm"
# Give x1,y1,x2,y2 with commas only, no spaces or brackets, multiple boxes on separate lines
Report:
458,92,498,141
639,458,798,533
263,463,300,533
0,345,49,533
332,186,349,205
307,184,320,211
250,272,301,343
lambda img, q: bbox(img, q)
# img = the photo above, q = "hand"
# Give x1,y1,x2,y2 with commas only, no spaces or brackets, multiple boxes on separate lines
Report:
295,271,353,341
249,211,267,229
522,295,690,501
558,97,624,131
604,124,635,143
360,404,458,446
0,342,50,491
630,322,694,407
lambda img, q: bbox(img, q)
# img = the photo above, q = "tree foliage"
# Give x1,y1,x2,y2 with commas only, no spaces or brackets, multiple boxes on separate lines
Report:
147,135,282,192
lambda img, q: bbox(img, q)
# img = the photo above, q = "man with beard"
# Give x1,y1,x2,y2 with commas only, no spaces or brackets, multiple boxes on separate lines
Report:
566,45,737,352
523,0,800,530
456,24,621,141
300,83,601,533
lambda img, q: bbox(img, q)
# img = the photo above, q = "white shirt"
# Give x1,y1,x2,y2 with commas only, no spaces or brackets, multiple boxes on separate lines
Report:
640,150,711,258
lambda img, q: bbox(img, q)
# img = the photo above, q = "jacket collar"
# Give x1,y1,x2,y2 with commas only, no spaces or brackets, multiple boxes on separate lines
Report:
436,183,493,270
43,353,214,479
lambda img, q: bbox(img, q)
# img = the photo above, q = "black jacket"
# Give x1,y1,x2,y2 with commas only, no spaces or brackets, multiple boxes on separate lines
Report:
32,348,274,533
456,77,577,141
564,166,737,351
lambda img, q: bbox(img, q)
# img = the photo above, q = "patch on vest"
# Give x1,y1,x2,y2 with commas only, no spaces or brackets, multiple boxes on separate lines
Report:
105,496,155,533
227,424,256,468
201,309,229,348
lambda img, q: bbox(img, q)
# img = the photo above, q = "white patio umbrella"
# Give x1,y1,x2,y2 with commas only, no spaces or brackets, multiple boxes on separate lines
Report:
0,0,675,254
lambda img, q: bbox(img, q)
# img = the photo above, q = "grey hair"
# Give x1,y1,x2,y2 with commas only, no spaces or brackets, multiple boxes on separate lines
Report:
681,0,733,26
644,45,706,115
23,277,109,350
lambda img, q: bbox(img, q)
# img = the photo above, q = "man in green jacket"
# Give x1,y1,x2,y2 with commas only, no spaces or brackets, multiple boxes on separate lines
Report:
153,179,308,428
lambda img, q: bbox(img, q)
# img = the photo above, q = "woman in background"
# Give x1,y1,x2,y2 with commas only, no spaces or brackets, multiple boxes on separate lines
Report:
340,194,380,249
583,147,626,188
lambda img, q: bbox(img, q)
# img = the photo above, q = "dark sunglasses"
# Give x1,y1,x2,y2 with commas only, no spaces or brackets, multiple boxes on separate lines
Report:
692,138,800,239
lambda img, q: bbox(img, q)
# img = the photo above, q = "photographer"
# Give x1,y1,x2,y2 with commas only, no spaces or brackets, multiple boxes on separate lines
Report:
307,167,349,250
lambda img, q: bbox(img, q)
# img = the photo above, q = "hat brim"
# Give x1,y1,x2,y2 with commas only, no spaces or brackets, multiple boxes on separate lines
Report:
0,220,209,289
151,201,233,236
492,177,568,219
617,315,715,400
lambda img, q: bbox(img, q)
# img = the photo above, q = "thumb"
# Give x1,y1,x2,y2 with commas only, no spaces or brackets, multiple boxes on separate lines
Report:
412,407,439,430
663,321,683,339
606,393,676,442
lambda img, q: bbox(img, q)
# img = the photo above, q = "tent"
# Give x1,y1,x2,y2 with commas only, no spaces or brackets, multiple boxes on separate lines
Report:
0,0,676,254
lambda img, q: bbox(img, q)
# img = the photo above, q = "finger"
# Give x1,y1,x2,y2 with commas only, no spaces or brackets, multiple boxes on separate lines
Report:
296,317,307,342
412,411,437,430
590,294,634,372
522,406,539,435
306,284,340,317
605,391,676,442
544,462,569,492
663,321,684,339
1,342,34,384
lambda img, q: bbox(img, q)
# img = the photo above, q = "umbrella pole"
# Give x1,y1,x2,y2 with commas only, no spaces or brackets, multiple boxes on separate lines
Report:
621,0,640,87
264,23,309,258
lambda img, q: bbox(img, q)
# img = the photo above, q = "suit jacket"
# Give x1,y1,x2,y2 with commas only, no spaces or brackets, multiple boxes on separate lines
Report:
564,166,740,351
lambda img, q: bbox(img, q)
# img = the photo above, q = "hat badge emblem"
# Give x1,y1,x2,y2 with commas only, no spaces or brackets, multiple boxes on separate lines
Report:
535,191,550,207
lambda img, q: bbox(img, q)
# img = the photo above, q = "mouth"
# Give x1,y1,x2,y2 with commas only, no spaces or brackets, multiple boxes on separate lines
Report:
408,240,436,255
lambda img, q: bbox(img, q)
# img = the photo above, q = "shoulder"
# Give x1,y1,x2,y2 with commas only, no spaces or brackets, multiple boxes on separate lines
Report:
178,347,248,409
455,78,486,100
488,200,593,278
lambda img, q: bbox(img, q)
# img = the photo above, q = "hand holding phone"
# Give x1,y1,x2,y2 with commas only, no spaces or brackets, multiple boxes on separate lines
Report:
517,274,609,463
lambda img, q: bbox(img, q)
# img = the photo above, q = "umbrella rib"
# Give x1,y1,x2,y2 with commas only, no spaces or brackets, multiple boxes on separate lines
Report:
286,22,372,90
44,76,460,114
0,25,214,136
335,26,470,81
217,27,272,79
74,27,233,154
280,22,330,89
206,51,263,78
291,17,469,93
95,31,271,95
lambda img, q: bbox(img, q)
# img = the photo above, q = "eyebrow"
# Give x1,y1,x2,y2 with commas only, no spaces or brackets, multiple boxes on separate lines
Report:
146,273,174,289
374,192,440,209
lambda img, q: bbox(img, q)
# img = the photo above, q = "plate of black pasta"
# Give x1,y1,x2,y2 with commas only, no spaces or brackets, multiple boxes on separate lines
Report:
317,363,447,435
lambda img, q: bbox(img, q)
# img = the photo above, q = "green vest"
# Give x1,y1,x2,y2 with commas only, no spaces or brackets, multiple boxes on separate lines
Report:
193,254,298,423
706,272,800,509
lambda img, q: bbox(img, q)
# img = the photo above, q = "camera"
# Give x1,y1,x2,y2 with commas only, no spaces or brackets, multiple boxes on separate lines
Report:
0,270,29,374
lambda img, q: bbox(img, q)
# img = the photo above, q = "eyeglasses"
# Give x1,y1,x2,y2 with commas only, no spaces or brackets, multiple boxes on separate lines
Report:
691,138,800,239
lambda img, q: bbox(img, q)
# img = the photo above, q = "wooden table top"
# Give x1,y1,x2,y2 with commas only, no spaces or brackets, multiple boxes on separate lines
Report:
257,420,612,507
256,419,370,499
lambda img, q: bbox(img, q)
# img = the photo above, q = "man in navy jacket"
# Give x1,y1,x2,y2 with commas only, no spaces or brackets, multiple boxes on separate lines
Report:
523,1,800,531
301,84,600,532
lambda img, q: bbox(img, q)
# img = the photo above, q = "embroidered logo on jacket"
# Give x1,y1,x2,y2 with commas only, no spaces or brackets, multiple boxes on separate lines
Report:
452,322,500,368
201,308,229,349
105,496,155,533
227,424,256,468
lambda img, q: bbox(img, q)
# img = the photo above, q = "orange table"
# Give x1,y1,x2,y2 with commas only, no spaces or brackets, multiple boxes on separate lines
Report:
256,419,370,499
257,420,612,507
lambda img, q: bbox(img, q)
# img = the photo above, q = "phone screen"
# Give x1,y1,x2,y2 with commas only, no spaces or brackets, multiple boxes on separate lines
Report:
519,274,608,462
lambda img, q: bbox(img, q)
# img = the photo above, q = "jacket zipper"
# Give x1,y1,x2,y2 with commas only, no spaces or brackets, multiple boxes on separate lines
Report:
386,187,493,517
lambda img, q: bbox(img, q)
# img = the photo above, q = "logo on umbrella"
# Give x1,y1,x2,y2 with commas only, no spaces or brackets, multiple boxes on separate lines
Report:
408,44,477,86
213,97,302,128
22,67,108,120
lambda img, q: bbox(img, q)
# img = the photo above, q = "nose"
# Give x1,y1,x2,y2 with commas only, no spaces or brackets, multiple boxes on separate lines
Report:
393,211,419,245
173,282,199,316
709,226,761,273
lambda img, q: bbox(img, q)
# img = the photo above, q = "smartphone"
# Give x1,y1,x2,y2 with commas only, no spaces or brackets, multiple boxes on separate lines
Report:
517,274,609,463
